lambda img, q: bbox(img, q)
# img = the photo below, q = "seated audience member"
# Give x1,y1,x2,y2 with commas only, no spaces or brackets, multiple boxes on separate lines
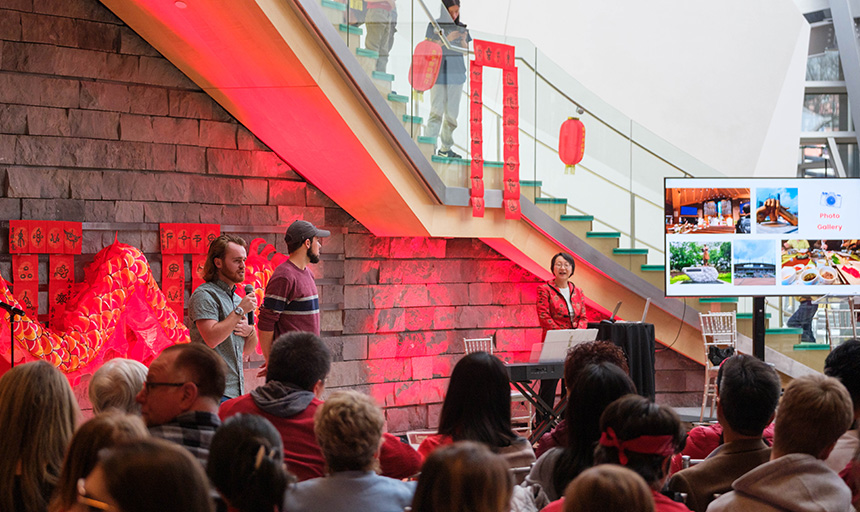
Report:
79,438,213,512
535,341,630,458
283,390,415,512
411,441,513,512
88,358,148,414
665,354,780,512
593,395,689,512
49,411,148,512
524,362,636,504
563,465,655,512
825,339,860,472
708,374,854,512
207,414,294,512
135,343,226,466
418,351,535,469
0,361,79,512
220,331,420,481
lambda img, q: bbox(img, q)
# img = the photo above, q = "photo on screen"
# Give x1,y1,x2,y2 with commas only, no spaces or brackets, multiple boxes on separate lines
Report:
732,240,776,286
780,239,860,286
669,241,732,285
755,187,798,234
664,188,750,234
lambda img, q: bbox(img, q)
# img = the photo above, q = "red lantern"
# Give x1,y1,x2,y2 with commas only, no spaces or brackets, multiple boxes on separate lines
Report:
559,117,585,174
409,40,443,92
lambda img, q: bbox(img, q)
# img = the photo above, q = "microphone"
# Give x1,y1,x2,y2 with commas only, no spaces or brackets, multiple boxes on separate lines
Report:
244,285,255,326
0,301,25,317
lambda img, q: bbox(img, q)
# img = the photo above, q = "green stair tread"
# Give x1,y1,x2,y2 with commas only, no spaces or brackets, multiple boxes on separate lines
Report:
417,136,437,145
535,197,568,204
431,154,470,165
640,264,665,271
402,115,423,124
736,312,772,319
766,327,803,335
613,248,649,255
338,23,363,35
372,70,395,81
698,297,738,303
793,343,830,350
586,231,621,238
520,180,543,187
356,48,380,59
484,160,503,168
387,93,408,103
322,0,347,10
560,214,593,221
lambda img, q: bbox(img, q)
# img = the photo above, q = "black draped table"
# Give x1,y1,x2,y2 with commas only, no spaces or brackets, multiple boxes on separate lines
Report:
587,321,656,401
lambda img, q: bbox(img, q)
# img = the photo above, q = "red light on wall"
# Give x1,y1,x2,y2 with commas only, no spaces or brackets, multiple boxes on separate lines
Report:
559,117,585,174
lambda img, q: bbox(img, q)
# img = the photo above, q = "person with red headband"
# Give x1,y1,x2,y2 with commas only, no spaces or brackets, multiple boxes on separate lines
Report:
593,395,689,512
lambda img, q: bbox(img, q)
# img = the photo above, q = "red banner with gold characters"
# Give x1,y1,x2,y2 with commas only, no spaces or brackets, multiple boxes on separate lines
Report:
12,254,38,320
159,223,220,316
162,254,185,319
48,255,74,327
469,40,519,218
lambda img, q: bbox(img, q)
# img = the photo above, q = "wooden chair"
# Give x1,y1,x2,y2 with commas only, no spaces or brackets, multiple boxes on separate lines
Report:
698,311,737,422
463,335,533,438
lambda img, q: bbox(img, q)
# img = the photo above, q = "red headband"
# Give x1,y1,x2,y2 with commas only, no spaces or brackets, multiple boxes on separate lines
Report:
598,427,676,465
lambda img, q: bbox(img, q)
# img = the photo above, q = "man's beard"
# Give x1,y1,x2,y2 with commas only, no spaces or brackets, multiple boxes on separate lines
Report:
307,247,320,264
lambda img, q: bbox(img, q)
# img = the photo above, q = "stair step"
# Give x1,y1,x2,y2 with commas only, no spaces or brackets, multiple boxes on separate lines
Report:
387,93,409,103
520,180,543,187
766,327,802,335
586,231,621,238
356,48,380,59
372,70,395,82
640,264,665,272
613,248,649,255
698,297,738,303
484,160,503,168
560,214,593,221
793,342,830,350
736,312,772,319
402,114,423,124
535,197,568,204
431,154,470,165
322,0,347,10
417,136,437,145
338,23,363,35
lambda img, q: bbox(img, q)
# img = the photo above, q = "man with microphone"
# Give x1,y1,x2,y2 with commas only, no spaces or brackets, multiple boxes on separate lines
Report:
188,234,258,401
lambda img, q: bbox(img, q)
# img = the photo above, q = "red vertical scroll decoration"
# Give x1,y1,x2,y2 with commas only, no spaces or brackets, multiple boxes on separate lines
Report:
12,255,38,320
469,60,484,217
48,255,74,327
470,40,519,218
9,221,29,253
162,254,185,319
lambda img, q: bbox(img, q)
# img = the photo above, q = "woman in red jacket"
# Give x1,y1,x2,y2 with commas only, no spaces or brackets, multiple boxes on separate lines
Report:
535,252,588,417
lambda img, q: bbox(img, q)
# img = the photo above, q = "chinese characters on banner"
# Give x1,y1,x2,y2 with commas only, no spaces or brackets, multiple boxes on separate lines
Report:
470,40,520,219
9,221,83,325
159,224,221,316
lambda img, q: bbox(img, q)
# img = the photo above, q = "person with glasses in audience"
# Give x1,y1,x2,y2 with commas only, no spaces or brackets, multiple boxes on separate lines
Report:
535,252,588,417
135,343,226,466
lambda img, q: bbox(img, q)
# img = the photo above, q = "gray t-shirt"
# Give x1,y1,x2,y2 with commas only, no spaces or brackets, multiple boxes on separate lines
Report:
188,279,244,398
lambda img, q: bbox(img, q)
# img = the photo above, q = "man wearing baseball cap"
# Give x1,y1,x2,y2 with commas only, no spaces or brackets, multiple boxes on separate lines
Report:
258,220,331,364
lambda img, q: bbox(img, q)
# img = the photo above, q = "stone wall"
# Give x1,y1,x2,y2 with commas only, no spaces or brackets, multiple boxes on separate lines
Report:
0,0,702,427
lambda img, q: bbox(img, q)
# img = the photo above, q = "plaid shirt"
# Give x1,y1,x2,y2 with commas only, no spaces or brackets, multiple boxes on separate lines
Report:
149,411,221,466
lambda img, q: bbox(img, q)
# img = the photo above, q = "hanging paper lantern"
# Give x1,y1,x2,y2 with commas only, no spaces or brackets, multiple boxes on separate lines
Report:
559,117,585,174
409,40,443,92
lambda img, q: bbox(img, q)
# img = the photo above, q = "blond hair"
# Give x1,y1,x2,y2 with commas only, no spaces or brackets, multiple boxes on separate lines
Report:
89,358,148,414
0,361,79,512
773,374,853,458
49,411,148,512
314,390,384,472
563,465,655,512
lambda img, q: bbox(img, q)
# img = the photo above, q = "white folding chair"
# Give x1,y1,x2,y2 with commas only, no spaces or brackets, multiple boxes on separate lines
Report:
698,311,737,422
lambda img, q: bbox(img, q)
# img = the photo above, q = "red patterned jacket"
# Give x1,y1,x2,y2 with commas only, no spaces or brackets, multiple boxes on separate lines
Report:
536,280,587,340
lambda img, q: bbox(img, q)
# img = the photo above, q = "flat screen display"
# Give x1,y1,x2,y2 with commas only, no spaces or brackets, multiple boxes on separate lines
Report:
664,177,859,297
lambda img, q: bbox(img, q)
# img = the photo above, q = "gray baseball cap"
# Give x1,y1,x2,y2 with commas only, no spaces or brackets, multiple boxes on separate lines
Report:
284,220,330,244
